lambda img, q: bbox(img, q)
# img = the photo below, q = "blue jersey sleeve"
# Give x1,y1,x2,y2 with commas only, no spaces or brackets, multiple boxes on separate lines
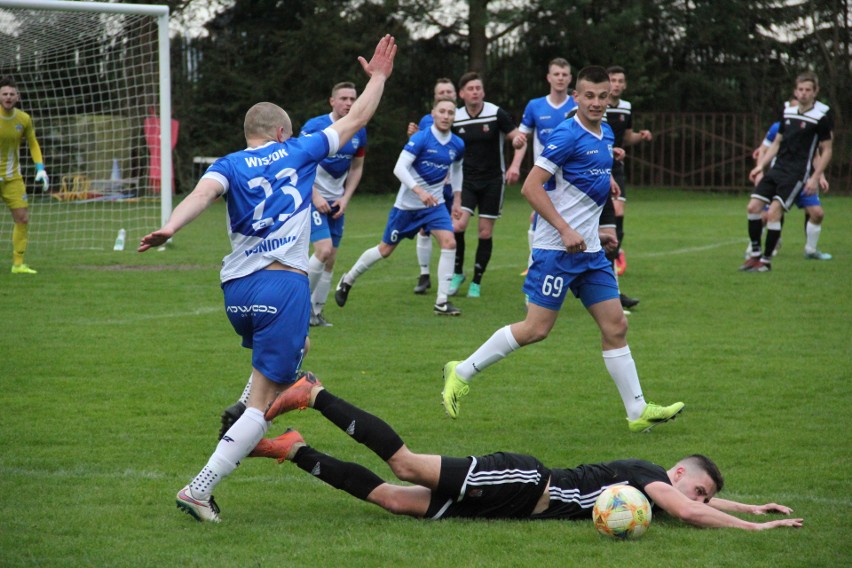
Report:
402,129,426,158
418,114,434,131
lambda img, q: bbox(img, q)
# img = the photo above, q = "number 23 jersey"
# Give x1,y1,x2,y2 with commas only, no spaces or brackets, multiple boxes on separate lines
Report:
203,128,340,283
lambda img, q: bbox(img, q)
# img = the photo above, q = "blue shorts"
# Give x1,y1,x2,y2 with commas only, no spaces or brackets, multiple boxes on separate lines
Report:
424,185,454,237
795,192,821,209
222,270,310,385
382,205,454,245
522,249,619,310
310,203,345,247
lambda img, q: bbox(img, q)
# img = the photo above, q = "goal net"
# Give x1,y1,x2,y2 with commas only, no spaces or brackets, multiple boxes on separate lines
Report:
0,0,172,253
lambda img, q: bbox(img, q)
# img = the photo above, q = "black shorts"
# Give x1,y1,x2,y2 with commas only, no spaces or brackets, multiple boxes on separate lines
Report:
425,453,550,520
612,160,627,200
460,176,504,219
599,195,616,229
752,168,805,212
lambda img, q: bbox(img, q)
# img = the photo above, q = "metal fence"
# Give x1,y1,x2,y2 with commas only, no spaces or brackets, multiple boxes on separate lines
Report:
622,113,850,193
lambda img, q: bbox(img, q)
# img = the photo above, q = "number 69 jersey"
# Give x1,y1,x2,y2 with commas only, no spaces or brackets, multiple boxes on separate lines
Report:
202,128,340,283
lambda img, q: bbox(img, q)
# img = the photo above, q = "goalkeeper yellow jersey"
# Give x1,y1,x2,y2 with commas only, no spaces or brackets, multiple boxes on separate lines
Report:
0,108,43,181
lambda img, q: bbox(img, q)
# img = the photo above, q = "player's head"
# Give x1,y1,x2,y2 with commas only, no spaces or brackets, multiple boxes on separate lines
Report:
606,65,627,98
0,75,20,111
669,454,724,503
573,66,610,124
793,71,819,108
329,81,357,119
547,58,572,94
431,97,456,132
458,71,484,106
244,102,292,143
433,78,456,102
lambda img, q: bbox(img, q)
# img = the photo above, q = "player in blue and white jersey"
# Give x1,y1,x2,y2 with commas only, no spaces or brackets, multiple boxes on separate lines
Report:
406,78,457,295
301,82,368,327
744,71,834,272
335,98,465,316
752,97,831,261
516,58,576,276
442,67,684,433
138,35,398,523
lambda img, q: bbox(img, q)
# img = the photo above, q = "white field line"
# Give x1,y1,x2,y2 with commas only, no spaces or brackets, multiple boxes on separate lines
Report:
84,237,741,324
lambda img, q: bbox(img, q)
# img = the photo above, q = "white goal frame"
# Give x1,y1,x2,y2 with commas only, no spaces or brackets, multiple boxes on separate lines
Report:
0,0,172,247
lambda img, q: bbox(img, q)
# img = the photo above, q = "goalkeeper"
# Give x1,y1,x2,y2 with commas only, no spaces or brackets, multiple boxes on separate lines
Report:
0,76,49,274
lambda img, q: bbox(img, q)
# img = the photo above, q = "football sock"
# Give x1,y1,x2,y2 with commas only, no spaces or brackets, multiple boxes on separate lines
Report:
292,446,384,501
473,237,492,285
416,232,432,275
436,248,455,304
602,346,646,420
313,390,405,461
454,231,465,274
456,325,520,381
312,270,333,315
805,221,822,253
346,245,383,285
238,374,253,404
762,221,782,261
307,254,325,292
190,407,267,498
12,222,28,266
615,216,624,252
747,214,763,255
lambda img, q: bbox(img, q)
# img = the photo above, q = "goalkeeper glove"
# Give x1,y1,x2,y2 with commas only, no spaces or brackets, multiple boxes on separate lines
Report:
34,164,49,192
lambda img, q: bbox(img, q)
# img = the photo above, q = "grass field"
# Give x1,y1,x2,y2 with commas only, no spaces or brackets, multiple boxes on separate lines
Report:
1,188,849,567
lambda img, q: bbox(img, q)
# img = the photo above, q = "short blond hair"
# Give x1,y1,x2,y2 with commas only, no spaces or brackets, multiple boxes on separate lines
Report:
244,102,292,141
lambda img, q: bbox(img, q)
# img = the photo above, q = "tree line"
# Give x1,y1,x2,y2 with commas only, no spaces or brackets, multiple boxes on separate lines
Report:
168,0,849,193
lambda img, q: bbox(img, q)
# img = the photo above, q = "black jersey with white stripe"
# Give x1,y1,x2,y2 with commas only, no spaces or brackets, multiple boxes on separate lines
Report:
531,459,670,520
774,101,833,178
453,102,517,181
605,99,633,148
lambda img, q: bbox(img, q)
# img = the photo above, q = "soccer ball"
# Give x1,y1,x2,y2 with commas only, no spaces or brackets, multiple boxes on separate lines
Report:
592,484,652,540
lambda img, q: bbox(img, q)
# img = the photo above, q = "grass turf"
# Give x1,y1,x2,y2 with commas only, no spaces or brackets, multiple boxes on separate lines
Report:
0,188,849,567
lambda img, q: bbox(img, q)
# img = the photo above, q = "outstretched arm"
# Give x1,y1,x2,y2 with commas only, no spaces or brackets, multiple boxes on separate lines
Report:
645,482,803,531
707,497,794,516
331,35,397,146
138,178,223,252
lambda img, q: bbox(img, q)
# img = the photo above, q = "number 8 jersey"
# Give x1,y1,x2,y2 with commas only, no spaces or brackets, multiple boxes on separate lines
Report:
202,128,340,283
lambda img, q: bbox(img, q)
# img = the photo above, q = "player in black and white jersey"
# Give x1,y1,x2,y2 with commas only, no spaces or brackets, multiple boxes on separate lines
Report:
449,71,527,298
743,71,834,272
254,376,802,530
605,66,652,309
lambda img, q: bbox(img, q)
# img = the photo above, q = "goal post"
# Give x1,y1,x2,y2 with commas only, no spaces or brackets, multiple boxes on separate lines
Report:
0,0,172,252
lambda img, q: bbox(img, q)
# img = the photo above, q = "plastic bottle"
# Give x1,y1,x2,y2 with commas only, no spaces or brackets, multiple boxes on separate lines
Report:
114,228,126,251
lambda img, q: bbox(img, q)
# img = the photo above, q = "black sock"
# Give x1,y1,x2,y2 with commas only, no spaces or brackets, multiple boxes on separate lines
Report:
763,229,781,260
473,237,493,285
748,218,763,253
313,390,405,461
454,231,465,274
615,216,624,252
293,446,384,501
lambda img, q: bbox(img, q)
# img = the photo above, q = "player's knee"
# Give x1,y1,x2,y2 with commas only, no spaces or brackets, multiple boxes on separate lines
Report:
603,317,628,344
808,207,824,223
747,200,764,215
314,244,333,263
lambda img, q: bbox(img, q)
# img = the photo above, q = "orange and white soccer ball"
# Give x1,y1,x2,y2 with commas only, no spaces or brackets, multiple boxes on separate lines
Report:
592,484,652,540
